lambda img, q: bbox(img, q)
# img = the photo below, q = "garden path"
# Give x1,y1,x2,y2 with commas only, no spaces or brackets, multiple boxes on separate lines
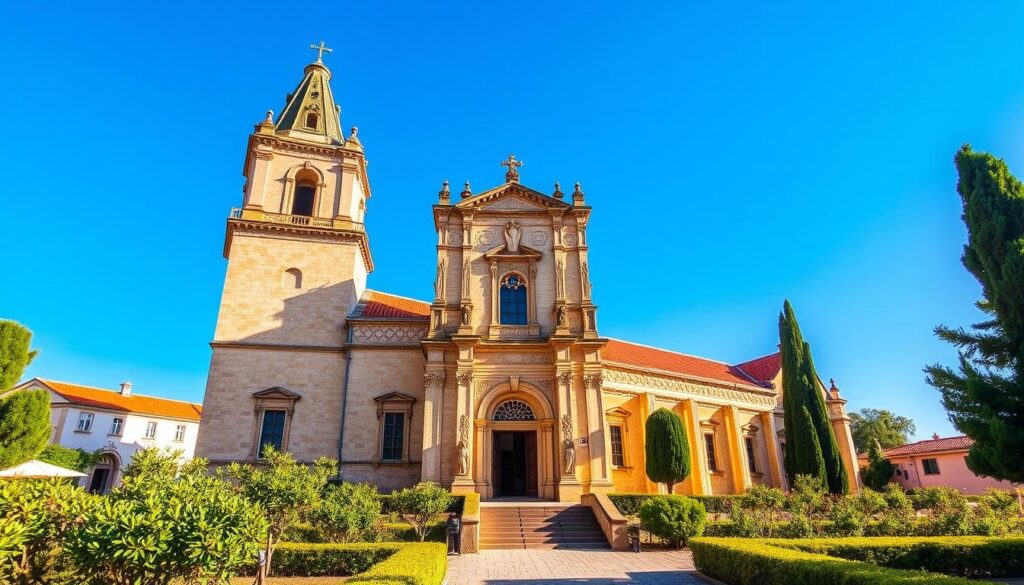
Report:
445,548,711,584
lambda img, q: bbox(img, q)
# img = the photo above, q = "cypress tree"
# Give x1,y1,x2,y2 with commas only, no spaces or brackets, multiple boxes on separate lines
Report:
644,407,691,493
0,389,51,468
0,320,37,392
927,145,1024,482
779,301,848,494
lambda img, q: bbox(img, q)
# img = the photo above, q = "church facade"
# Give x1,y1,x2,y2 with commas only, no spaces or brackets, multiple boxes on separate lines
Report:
195,51,860,500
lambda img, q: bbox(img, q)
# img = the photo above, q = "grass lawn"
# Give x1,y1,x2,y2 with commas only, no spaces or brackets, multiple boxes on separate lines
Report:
228,578,346,584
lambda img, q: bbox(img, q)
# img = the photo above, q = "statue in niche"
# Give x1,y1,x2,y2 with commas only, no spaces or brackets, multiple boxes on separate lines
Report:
461,304,472,326
581,262,590,297
434,259,445,299
463,259,471,290
504,220,522,253
561,414,575,475
456,415,470,476
555,304,567,327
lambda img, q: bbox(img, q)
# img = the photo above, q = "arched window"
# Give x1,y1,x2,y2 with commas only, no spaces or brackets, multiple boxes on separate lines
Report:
291,171,317,217
500,274,528,325
493,400,535,421
305,112,319,129
283,268,302,289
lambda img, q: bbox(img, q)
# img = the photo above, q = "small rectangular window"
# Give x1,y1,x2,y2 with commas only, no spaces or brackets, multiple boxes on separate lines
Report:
704,433,718,471
744,437,758,474
144,421,158,439
258,410,286,455
174,425,186,442
77,413,94,432
922,458,940,475
381,412,405,461
109,417,123,436
609,425,625,467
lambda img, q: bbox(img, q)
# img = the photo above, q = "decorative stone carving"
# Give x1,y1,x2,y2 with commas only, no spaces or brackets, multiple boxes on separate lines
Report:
555,304,567,327
557,372,573,386
564,230,578,247
561,414,576,474
460,304,472,326
463,259,471,291
488,353,551,364
529,231,549,246
493,400,536,421
457,370,473,386
499,326,534,340
424,373,445,390
602,368,777,408
351,324,429,345
475,229,495,247
501,153,524,183
581,262,591,298
447,228,462,245
504,220,522,252
456,415,470,476
584,373,603,390
434,260,445,299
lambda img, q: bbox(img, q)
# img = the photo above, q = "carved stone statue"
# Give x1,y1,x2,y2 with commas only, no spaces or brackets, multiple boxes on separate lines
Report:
456,415,470,476
504,220,522,253
461,304,472,326
561,414,575,475
434,260,445,299
581,262,590,298
555,304,567,327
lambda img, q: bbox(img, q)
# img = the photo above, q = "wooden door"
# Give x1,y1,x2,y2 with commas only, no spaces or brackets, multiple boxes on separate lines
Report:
526,431,538,498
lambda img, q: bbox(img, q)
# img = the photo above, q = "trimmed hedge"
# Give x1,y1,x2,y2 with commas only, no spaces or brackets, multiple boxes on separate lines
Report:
463,491,480,518
690,537,976,585
776,536,1024,578
282,521,446,543
610,492,739,515
348,542,447,585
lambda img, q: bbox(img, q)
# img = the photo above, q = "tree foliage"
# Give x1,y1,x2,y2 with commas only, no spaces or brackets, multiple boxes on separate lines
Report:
391,484,454,542
644,407,691,493
860,440,896,491
927,145,1024,482
220,445,333,577
38,445,101,473
849,408,916,453
0,320,37,392
308,482,382,543
0,389,52,469
779,300,848,494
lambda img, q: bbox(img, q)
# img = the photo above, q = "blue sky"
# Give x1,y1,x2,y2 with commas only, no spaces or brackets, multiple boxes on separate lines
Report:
1,2,1022,442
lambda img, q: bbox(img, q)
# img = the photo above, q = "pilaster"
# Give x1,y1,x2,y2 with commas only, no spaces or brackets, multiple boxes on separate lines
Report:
584,372,613,492
760,411,786,490
722,405,752,493
680,399,711,495
419,372,445,484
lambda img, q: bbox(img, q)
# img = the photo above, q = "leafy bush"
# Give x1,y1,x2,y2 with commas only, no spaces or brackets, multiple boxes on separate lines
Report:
268,543,395,576
348,542,447,585
609,493,738,516
391,484,453,542
308,482,381,543
0,388,50,469
637,495,707,548
37,445,101,473
690,537,978,585
727,484,787,538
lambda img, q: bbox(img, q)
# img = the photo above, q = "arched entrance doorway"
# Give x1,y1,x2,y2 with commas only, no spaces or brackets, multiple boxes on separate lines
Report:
475,383,556,500
87,452,120,494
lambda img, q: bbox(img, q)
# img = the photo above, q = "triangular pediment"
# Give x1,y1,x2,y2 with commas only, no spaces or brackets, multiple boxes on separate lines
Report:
252,387,302,400
373,391,417,404
483,243,543,261
457,182,571,212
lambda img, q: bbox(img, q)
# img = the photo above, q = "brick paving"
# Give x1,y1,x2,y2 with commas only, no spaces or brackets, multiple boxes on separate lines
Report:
445,548,712,584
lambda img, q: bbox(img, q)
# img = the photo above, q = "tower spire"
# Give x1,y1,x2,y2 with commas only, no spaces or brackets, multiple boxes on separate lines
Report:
271,44,344,145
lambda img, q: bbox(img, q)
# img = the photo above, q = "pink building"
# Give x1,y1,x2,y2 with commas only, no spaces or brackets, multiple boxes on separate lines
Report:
870,434,1019,495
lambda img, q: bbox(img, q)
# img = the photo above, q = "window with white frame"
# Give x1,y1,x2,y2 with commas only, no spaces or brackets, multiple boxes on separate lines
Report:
609,425,625,467
109,417,123,436
76,412,94,432
144,421,158,439
174,424,186,442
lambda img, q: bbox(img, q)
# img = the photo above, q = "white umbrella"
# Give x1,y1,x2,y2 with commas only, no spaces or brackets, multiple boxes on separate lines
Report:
0,459,87,479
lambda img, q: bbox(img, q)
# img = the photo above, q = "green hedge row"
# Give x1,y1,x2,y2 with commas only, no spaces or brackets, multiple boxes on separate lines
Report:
282,521,446,543
690,537,977,585
776,536,1024,578
264,542,447,584
379,493,465,515
609,492,738,515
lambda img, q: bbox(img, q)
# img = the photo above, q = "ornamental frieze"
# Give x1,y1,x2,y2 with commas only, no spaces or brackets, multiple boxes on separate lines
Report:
350,324,428,345
481,352,551,364
602,367,777,408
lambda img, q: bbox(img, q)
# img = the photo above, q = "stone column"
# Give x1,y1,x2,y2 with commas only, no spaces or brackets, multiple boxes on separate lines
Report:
722,405,752,494
760,411,786,490
473,418,489,496
584,373,613,492
639,393,659,493
419,372,445,484
451,371,475,494
555,370,581,501
680,399,711,495
243,150,273,210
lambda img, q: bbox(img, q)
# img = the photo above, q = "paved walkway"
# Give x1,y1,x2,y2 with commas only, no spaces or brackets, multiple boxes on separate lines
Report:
446,549,711,584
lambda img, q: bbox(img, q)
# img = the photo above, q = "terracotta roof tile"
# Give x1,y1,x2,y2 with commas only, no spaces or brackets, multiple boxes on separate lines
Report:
735,353,782,385
37,379,202,422
603,338,766,387
357,290,431,319
884,435,974,457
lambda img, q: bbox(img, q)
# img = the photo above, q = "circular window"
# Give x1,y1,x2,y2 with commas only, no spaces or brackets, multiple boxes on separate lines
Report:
492,399,536,421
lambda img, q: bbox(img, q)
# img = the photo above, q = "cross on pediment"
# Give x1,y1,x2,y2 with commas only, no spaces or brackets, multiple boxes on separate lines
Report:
310,41,332,63
501,154,524,183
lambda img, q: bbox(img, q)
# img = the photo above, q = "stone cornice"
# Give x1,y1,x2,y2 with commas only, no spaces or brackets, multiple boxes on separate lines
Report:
602,360,771,394
224,219,374,272
210,341,345,353
602,366,777,409
246,133,372,201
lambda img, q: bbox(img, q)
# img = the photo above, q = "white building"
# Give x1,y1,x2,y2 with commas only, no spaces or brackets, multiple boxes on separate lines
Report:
10,378,202,493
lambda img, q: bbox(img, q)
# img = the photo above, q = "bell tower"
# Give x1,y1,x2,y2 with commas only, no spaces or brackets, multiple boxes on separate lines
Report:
196,44,372,465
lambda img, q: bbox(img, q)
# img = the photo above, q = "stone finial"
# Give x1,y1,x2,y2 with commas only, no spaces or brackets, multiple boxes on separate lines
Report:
501,153,523,183
572,181,585,203
263,110,274,125
932,433,941,440
461,181,473,199
828,378,841,399
438,180,451,203
553,181,564,199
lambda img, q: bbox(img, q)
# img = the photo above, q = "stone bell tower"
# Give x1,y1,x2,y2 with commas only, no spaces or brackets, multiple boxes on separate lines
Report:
195,43,373,465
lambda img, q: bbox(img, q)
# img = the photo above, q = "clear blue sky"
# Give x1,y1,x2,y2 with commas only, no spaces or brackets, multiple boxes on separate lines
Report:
1,2,1022,442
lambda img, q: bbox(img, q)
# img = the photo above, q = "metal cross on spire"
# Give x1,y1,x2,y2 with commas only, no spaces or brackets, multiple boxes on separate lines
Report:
310,41,333,63
501,154,524,183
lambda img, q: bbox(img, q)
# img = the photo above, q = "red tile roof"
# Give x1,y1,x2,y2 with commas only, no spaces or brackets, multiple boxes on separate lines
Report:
358,290,431,319
884,435,974,457
36,379,202,422
736,353,782,385
603,338,766,387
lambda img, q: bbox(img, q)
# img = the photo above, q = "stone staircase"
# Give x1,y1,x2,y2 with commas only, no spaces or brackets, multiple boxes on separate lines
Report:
479,504,609,550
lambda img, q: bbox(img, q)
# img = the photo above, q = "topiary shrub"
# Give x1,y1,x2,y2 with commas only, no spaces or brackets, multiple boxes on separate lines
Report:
391,484,453,542
637,495,707,549
308,482,382,543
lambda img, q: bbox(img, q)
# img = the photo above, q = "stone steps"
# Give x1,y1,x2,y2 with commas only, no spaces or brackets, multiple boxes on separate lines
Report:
479,504,609,550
